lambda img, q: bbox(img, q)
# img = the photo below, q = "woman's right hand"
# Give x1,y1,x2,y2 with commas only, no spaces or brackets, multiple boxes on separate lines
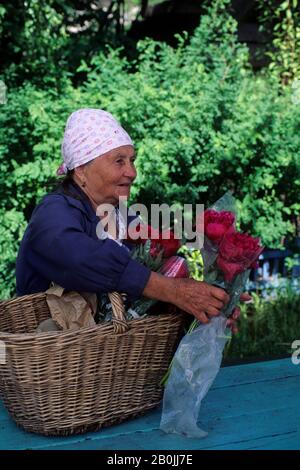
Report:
168,278,229,324
143,272,229,324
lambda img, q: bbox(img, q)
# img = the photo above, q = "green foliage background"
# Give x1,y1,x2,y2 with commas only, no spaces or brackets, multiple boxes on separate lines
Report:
0,0,299,300
223,283,300,362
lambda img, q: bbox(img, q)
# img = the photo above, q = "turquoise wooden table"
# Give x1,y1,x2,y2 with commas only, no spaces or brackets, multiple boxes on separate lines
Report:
0,358,299,450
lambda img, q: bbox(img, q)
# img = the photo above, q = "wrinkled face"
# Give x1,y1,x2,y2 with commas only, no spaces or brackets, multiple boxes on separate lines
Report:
74,145,137,206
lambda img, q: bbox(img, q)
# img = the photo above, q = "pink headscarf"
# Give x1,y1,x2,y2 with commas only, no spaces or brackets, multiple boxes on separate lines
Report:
57,108,134,175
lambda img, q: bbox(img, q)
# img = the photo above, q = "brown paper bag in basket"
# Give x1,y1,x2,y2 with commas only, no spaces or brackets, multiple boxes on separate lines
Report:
36,283,98,332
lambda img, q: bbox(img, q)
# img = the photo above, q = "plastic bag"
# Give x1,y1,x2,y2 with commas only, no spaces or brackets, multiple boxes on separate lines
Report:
160,192,263,438
159,270,250,437
160,315,229,438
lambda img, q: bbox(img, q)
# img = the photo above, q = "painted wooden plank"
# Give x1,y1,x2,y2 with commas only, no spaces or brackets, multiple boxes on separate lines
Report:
32,376,300,450
1,359,297,431
4,375,299,450
0,359,299,450
214,432,300,450
34,405,300,450
211,358,300,389
198,408,299,450
247,433,300,450
0,406,161,450
202,376,300,418
0,359,298,449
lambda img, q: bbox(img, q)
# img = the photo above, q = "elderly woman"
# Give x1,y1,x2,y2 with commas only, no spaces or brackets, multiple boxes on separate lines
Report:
16,108,245,328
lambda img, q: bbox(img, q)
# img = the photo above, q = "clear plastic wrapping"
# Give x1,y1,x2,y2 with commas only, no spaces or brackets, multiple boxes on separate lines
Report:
160,192,263,438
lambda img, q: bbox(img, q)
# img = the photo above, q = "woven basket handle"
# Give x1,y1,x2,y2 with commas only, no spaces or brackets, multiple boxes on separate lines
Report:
108,292,129,334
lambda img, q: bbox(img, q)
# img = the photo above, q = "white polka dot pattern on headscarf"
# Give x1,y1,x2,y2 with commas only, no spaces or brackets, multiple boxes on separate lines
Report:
57,108,134,175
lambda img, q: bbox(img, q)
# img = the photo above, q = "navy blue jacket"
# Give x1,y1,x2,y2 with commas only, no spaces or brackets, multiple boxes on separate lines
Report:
16,182,151,299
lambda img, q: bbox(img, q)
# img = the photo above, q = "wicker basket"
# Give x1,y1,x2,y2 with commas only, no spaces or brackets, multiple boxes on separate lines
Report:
0,291,185,436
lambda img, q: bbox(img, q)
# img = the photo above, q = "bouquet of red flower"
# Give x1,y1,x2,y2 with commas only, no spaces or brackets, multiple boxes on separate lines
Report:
160,192,263,438
98,223,189,322
127,224,189,317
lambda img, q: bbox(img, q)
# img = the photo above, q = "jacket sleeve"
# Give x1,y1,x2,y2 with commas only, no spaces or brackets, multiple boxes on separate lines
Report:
25,197,151,298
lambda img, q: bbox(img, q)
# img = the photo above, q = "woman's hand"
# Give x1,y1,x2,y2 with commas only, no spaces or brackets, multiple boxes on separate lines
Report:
226,292,252,334
143,273,229,324
171,278,230,324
